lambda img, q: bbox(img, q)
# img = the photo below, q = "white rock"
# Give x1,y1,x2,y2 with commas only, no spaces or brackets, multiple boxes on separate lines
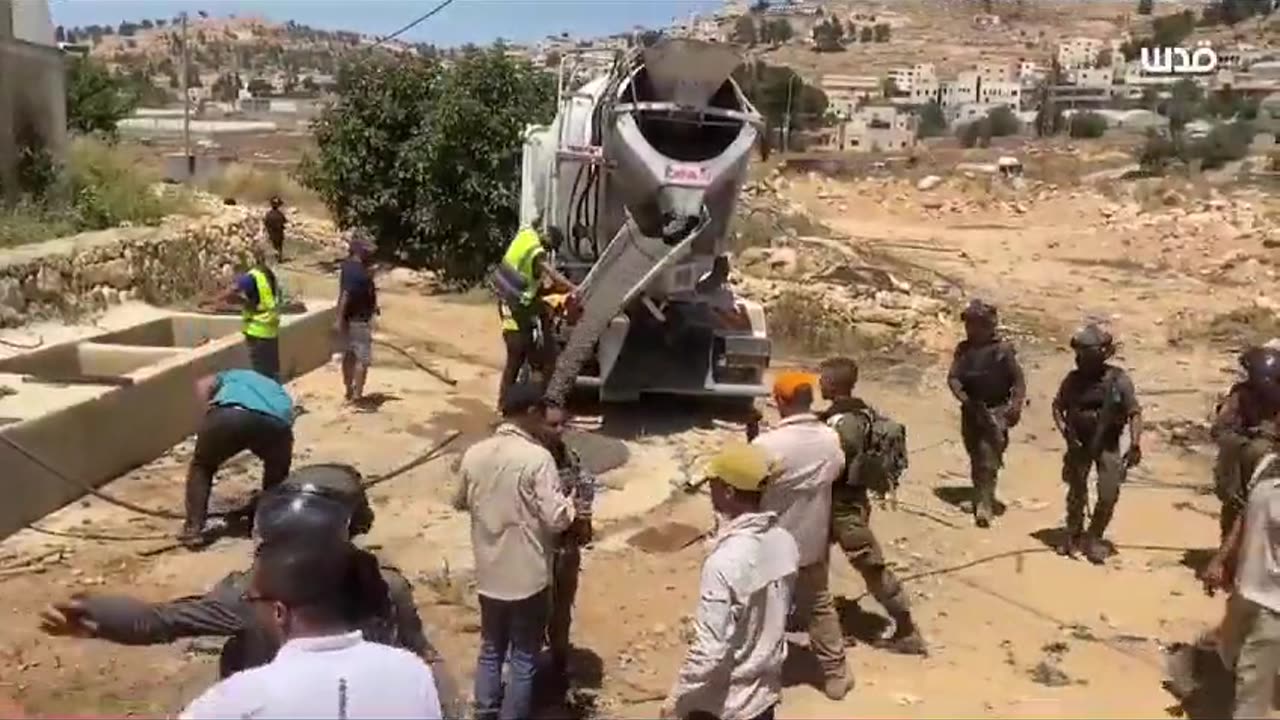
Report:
916,175,943,191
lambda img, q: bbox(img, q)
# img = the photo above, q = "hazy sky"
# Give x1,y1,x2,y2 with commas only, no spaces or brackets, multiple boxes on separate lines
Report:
49,0,724,46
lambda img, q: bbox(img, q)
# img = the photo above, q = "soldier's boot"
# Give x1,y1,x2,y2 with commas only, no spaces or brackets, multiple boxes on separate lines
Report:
1083,504,1117,566
869,569,928,656
973,474,996,528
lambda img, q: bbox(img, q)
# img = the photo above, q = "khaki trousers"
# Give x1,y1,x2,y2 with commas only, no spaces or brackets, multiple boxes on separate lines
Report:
1223,595,1280,719
792,557,848,680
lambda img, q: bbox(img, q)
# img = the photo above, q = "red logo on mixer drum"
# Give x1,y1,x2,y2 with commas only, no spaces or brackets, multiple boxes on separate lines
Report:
665,164,710,185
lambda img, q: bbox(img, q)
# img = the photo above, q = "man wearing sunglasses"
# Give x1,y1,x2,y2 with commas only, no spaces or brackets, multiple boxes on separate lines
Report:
38,464,461,716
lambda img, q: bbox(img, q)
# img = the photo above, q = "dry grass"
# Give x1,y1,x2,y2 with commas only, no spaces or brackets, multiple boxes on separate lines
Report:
201,163,326,216
768,288,885,355
1190,306,1280,349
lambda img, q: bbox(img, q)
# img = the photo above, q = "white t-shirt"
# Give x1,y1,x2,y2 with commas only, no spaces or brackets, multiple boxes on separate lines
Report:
1237,454,1280,615
180,631,442,719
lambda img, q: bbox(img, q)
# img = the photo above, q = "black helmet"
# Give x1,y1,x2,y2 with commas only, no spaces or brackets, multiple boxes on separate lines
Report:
961,299,997,323
1241,346,1280,384
254,464,375,543
1070,323,1114,351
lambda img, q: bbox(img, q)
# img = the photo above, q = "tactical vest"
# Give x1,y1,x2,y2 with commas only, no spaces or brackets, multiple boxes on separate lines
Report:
242,268,280,340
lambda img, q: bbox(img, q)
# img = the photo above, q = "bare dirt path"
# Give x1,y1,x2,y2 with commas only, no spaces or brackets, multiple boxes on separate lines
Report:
0,177,1271,718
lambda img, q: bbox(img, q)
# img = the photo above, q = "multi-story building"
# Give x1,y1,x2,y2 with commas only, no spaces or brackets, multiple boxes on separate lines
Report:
822,104,916,152
821,74,881,119
1057,37,1103,69
978,62,1014,85
1018,60,1046,84
1069,66,1115,89
887,63,937,95
939,70,980,107
978,79,1023,109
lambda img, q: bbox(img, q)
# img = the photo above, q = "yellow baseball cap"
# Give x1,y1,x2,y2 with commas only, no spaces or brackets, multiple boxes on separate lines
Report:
705,443,773,492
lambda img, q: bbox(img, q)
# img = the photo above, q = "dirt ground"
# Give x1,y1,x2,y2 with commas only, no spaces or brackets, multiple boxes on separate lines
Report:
0,170,1275,718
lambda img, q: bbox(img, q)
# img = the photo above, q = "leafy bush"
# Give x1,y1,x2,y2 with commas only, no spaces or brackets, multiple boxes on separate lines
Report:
1188,121,1254,168
916,101,947,138
958,118,993,148
0,139,192,246
66,57,139,136
300,49,555,285
1069,111,1109,139
987,106,1021,137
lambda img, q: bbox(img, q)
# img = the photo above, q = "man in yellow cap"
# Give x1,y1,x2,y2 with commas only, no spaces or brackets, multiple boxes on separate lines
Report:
663,444,799,720
751,371,851,700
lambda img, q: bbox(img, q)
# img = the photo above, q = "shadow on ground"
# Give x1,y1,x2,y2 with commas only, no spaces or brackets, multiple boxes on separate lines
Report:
532,647,605,719
933,485,1007,516
834,596,891,645
568,394,756,442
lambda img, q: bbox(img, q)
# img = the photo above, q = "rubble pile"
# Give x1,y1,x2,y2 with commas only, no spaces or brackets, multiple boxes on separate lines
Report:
733,172,960,355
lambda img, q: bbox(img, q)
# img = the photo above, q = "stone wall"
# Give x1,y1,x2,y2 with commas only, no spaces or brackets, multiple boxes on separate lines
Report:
0,208,268,327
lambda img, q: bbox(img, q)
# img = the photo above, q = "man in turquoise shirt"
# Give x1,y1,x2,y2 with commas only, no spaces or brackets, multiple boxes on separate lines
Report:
181,369,296,549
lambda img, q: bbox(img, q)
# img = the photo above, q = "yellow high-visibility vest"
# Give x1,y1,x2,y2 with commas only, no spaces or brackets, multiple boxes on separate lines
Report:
242,268,280,340
501,228,544,308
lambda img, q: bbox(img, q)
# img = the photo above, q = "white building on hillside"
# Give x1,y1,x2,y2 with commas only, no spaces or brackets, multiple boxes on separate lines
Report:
979,79,1023,109
821,74,881,119
1058,37,1104,69
1069,66,1115,89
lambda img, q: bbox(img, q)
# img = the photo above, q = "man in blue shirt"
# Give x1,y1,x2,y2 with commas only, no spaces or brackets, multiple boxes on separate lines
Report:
335,234,379,406
181,369,295,549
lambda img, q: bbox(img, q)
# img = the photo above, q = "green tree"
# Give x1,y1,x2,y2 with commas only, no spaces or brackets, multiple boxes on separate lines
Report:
66,57,139,136
859,26,874,42
1069,111,1108,138
300,50,555,285
916,100,947,138
958,118,993,148
732,60,828,138
812,19,843,51
766,19,793,43
55,25,65,42
987,105,1020,136
733,15,757,45
1137,0,1154,14
873,23,890,42
1138,129,1177,172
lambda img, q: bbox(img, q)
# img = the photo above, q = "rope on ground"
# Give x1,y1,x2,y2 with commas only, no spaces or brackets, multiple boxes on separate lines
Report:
0,433,190,522
371,338,458,387
24,525,174,543
0,335,44,350
362,431,463,492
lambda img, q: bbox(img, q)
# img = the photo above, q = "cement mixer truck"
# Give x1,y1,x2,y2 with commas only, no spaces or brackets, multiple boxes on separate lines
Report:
519,39,771,404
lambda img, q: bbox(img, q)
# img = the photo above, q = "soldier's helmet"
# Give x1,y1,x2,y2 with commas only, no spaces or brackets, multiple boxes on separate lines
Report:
1070,323,1115,352
960,299,998,323
1240,346,1280,383
254,464,375,543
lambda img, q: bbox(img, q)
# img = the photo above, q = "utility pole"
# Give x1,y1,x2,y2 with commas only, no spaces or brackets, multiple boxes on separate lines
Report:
782,73,795,154
180,11,192,176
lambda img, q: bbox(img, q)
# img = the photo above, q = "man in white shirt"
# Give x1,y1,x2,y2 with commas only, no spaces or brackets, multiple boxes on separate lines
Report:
663,443,799,720
456,382,576,720
180,539,442,719
751,371,851,700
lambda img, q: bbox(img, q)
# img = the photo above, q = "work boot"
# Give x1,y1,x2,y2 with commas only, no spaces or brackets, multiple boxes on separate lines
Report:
1057,532,1082,558
1083,535,1109,565
822,674,853,701
875,616,928,656
974,499,993,528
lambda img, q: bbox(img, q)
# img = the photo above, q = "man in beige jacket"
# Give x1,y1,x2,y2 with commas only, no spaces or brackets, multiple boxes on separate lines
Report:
752,371,851,700
455,382,576,720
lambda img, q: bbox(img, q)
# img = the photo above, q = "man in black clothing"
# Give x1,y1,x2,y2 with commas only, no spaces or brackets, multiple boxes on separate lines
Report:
335,233,379,405
263,196,288,262
38,464,462,716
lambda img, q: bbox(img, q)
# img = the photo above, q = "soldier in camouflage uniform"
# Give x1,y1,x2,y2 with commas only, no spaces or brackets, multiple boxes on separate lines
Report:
947,300,1026,528
1211,346,1280,541
38,464,462,716
818,357,927,656
544,403,597,689
1051,324,1143,565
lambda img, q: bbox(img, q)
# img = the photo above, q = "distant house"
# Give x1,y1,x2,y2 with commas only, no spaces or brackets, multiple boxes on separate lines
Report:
821,74,880,119
820,104,916,153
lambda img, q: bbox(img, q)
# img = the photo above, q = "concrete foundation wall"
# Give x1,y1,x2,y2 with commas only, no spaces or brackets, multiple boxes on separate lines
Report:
0,304,336,539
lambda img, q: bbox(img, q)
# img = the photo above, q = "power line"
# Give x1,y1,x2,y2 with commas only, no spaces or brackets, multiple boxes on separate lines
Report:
373,0,460,48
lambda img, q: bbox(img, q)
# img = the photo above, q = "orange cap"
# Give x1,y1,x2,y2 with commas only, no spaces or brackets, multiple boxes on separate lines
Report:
772,370,819,404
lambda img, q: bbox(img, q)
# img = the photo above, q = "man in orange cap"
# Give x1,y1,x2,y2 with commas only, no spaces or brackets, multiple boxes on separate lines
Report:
663,444,799,720
750,371,851,700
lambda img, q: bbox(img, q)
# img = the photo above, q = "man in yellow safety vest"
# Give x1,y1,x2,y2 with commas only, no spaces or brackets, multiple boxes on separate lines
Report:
491,220,577,408
211,264,282,380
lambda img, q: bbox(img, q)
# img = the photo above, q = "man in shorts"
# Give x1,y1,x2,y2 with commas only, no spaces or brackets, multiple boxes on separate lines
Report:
335,232,378,406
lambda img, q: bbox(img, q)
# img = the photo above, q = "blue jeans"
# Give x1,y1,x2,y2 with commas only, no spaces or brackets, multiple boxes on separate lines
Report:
475,588,549,720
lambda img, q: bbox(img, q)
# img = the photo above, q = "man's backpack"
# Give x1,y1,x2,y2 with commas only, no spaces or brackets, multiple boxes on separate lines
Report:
828,407,909,496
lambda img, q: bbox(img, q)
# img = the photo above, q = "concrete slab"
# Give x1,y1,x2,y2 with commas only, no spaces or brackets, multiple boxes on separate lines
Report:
0,300,336,539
